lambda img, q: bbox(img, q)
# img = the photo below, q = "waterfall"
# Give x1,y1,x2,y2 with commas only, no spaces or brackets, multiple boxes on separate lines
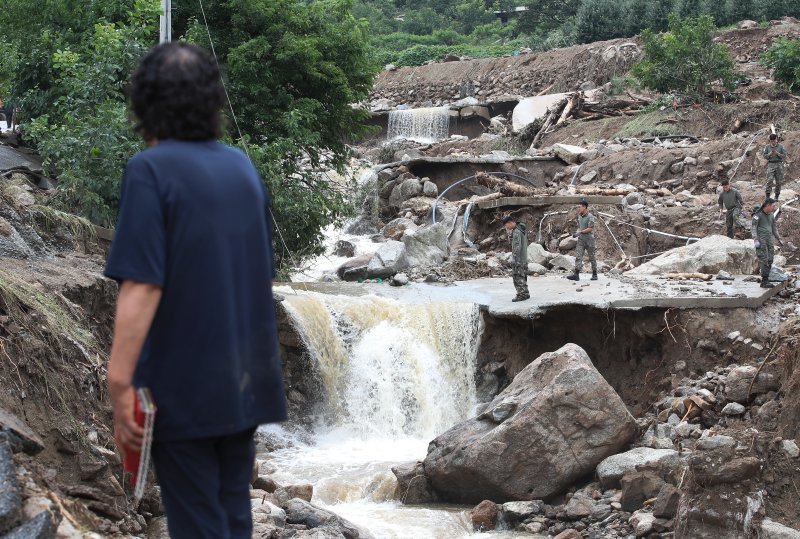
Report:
281,291,482,440
387,107,451,143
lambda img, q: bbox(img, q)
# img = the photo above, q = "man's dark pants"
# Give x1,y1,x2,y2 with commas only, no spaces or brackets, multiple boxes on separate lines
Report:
152,427,256,539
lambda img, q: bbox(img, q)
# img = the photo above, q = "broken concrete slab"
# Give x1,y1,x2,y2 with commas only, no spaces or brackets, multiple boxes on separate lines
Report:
512,93,569,133
280,274,784,319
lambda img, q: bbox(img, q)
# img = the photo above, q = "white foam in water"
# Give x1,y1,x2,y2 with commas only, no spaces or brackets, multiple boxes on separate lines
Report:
387,107,451,143
267,292,535,537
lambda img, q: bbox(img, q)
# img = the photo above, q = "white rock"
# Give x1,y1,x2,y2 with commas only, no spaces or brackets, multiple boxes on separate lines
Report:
596,447,681,489
782,439,800,458
696,434,736,450
762,518,800,539
629,510,657,536
528,243,554,265
512,94,569,133
722,402,746,415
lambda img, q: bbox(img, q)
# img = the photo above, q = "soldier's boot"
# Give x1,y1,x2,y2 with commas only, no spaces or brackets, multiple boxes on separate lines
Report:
512,295,529,302
591,271,598,280
760,274,774,288
566,272,579,281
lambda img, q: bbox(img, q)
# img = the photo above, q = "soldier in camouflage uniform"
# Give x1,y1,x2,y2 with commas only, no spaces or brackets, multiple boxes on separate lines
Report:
567,200,597,281
751,198,783,289
718,179,746,238
763,133,786,200
503,216,529,302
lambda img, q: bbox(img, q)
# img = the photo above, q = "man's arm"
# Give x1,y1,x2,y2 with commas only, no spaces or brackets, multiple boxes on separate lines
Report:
108,280,162,453
773,218,783,245
736,190,743,209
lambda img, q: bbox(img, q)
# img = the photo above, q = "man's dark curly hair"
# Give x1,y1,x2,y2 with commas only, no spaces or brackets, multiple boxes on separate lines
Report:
129,43,225,141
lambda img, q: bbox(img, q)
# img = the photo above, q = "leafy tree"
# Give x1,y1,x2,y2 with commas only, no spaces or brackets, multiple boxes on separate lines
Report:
631,14,736,99
517,0,580,34
644,0,676,32
676,0,703,18
761,38,800,92
179,0,378,261
576,0,626,43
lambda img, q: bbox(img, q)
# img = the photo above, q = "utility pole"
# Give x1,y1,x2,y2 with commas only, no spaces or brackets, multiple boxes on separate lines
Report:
160,0,172,43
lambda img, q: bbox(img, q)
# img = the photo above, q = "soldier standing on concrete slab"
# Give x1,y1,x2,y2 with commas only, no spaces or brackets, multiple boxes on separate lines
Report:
567,200,597,281
763,133,786,200
503,216,529,302
718,179,746,238
751,197,783,289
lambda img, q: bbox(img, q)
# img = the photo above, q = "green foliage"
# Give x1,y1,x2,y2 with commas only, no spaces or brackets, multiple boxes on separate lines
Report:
576,0,626,43
179,0,377,259
761,38,800,92
631,14,736,99
9,1,158,226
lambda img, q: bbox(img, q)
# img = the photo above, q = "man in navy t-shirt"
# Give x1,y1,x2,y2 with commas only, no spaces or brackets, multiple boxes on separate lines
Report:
105,43,286,539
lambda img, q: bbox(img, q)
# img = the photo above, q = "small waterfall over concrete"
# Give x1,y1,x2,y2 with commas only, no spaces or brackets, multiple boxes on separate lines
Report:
281,291,482,439
387,107,451,143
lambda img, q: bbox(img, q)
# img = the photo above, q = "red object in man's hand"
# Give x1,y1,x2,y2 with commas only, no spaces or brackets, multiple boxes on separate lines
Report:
122,388,156,499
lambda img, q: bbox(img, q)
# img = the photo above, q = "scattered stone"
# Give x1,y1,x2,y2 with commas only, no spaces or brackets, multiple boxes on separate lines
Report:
722,402,746,416
2,511,57,539
696,434,736,451
527,243,554,265
558,236,578,251
564,492,595,519
629,510,657,537
725,365,781,403
469,500,498,531
527,262,547,276
333,240,355,258
0,406,45,455
553,529,582,539
366,240,409,278
653,484,680,518
596,448,681,489
422,180,438,198
579,171,598,184
500,500,544,523
402,223,449,267
691,456,761,486
284,498,367,539
620,471,665,512
761,518,800,538
716,270,734,281
424,344,636,503
782,440,800,459
549,254,576,272
382,218,418,241
0,441,21,534
390,273,409,286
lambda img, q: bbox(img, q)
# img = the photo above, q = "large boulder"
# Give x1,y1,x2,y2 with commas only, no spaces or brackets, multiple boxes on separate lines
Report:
382,218,418,241
391,461,437,504
626,236,758,276
336,254,372,281
402,222,448,267
366,240,409,278
422,344,636,503
528,243,554,266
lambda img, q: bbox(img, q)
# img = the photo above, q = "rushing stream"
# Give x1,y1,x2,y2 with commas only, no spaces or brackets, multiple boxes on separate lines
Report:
266,291,532,538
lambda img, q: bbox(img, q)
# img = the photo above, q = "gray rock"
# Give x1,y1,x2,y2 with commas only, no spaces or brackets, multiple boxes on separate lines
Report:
621,471,664,512
674,422,701,438
558,236,578,252
500,500,544,523
624,192,644,206
761,518,800,538
626,236,758,276
716,270,734,281
390,273,409,286
782,440,800,459
2,511,57,539
725,365,780,403
333,241,355,258
392,461,438,504
549,254,576,271
564,492,595,519
527,243,554,266
769,267,789,282
721,402,745,416
552,143,588,164
389,177,423,207
670,161,684,174
0,407,44,455
422,180,438,198
596,448,681,489
337,254,372,281
629,510,657,537
402,223,448,267
653,484,680,518
284,498,370,539
251,500,286,528
527,262,547,276
423,344,636,503
382,218,418,241
696,434,736,451
366,240,409,278
0,440,21,534
579,171,598,184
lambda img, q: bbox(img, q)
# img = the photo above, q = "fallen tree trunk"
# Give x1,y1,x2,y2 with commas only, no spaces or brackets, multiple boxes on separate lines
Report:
663,272,713,281
476,172,536,197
